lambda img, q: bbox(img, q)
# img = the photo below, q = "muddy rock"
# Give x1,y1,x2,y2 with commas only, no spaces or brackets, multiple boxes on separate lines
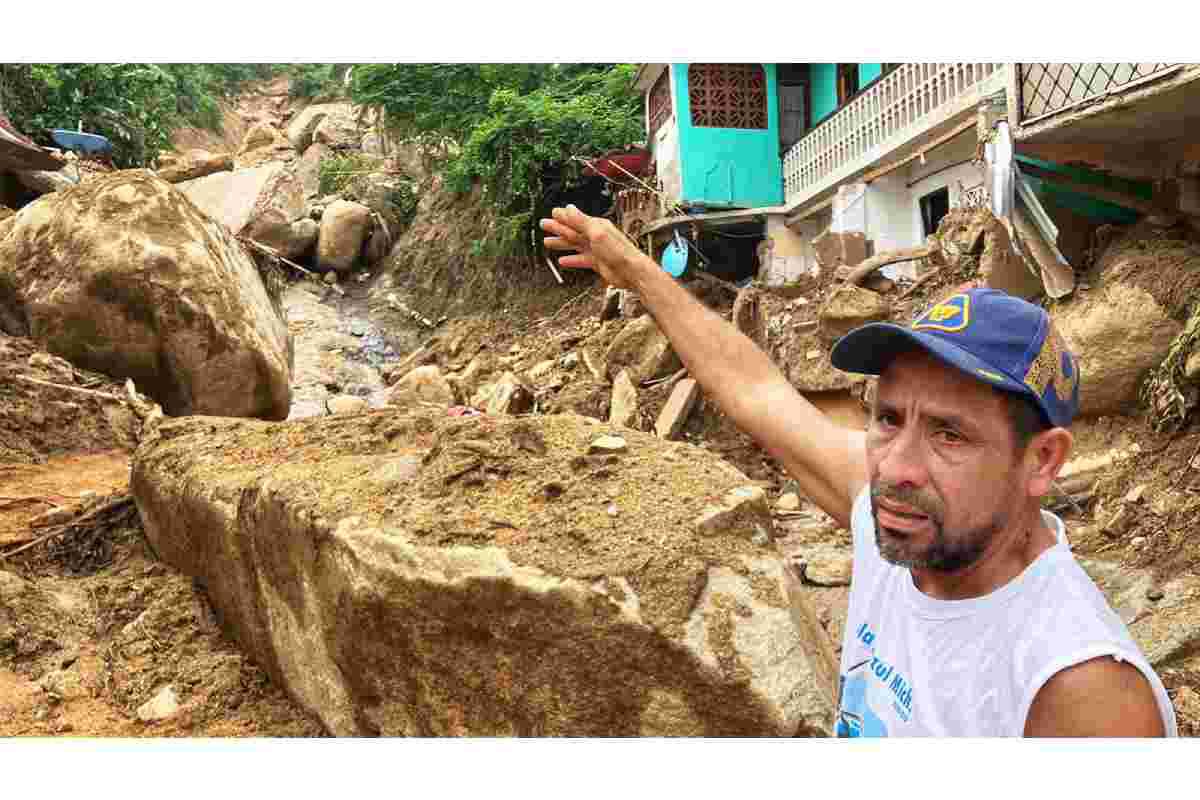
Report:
365,226,392,266
296,142,332,200
238,122,278,154
156,149,233,184
137,685,181,722
1055,282,1180,417
609,369,639,429
131,411,829,736
605,315,681,383
178,161,306,247
812,230,868,270
327,395,368,416
485,371,534,415
286,103,352,152
386,365,456,409
317,200,371,273
818,284,890,343
312,113,360,149
0,171,292,419
256,217,319,261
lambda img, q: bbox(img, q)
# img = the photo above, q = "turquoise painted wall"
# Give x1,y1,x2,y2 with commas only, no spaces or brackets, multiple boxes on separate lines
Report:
810,63,884,124
811,64,838,124
672,64,784,208
859,63,882,85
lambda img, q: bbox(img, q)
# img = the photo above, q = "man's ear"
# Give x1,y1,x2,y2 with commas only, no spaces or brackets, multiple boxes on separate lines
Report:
1025,427,1073,499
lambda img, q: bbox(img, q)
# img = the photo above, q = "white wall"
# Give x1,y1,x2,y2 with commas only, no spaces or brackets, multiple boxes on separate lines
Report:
648,68,682,210
856,133,986,279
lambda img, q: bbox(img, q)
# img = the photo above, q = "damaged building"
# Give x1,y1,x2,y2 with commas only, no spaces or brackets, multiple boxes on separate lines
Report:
622,62,1200,300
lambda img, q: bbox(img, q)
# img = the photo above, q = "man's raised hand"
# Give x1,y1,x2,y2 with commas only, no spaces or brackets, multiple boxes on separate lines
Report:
539,205,646,290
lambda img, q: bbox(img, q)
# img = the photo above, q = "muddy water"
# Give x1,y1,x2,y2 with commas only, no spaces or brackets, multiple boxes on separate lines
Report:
283,277,422,419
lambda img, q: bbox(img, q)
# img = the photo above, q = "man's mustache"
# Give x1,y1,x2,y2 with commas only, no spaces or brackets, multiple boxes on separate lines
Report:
871,480,944,523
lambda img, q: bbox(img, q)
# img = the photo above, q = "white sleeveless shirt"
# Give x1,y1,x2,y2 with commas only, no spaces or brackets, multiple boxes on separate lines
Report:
835,488,1177,737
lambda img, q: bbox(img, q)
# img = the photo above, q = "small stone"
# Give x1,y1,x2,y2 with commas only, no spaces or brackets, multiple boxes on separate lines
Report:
324,271,338,285
509,344,523,355
137,685,181,722
357,272,370,283
528,360,556,379
805,349,822,360
601,286,622,321
608,370,639,429
326,395,368,416
1130,536,1147,548
694,486,772,537
606,504,619,518
1147,588,1165,602
1102,505,1131,538
588,435,628,455
560,352,580,370
1124,484,1147,504
798,547,853,587
350,322,368,337
776,492,801,511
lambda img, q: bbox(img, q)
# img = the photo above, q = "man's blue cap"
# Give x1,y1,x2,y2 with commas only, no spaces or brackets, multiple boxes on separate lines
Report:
830,288,1080,428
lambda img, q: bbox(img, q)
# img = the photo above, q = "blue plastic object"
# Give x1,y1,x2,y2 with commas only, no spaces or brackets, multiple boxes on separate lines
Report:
660,231,689,277
50,129,112,156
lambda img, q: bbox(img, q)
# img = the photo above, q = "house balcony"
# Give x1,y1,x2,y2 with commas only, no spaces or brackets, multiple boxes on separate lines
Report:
782,63,1008,214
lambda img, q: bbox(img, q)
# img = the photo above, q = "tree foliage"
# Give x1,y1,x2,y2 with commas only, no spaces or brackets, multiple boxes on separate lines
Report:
349,63,642,254
0,63,283,168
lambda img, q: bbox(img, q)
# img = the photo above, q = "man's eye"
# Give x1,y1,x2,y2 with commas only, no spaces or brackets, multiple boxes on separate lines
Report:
875,412,899,428
934,429,964,444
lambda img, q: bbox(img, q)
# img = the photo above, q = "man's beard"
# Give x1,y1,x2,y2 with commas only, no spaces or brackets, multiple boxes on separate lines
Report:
870,480,1006,572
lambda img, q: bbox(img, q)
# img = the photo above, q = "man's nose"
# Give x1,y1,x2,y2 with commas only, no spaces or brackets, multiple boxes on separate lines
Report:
875,425,929,489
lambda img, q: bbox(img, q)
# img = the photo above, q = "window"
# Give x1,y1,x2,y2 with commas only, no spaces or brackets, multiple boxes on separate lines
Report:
647,69,672,137
777,63,810,150
687,63,768,130
920,187,951,237
836,63,860,105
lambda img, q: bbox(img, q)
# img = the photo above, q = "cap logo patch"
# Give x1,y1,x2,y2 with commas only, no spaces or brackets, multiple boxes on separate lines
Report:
913,293,971,333
1023,325,1078,405
976,368,1006,382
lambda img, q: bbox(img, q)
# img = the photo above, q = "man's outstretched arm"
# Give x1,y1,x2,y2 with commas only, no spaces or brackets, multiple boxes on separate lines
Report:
541,205,868,527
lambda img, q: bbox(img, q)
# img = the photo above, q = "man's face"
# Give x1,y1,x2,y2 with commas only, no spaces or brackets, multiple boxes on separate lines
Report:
866,350,1027,572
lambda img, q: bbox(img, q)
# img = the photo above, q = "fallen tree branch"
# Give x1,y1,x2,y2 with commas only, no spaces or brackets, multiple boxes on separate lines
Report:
239,236,346,297
896,268,942,300
0,494,134,560
842,245,935,287
15,376,125,402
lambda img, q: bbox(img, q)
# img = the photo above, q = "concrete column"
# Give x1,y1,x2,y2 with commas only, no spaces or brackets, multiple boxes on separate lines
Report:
831,182,867,234
759,214,819,289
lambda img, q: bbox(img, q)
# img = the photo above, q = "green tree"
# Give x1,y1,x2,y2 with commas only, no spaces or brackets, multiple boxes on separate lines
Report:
349,63,642,254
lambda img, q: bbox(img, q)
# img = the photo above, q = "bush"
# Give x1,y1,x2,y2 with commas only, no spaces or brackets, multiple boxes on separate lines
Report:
349,64,642,255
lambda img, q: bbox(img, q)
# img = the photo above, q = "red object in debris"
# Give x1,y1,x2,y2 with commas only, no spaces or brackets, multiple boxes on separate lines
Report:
583,147,651,180
447,406,482,417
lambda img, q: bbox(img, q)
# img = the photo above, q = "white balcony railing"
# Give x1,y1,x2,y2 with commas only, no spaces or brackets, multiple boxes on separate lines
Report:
783,63,1006,209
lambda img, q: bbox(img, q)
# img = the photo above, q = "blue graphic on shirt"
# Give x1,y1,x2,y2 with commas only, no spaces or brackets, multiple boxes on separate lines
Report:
836,623,916,736
835,669,889,737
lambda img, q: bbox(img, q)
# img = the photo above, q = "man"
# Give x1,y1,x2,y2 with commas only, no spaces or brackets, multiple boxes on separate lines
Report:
541,205,1176,737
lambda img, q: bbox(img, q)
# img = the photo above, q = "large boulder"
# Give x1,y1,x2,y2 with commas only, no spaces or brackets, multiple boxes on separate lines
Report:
0,171,292,419
317,199,371,273
131,411,831,736
287,103,356,152
312,113,359,149
15,168,76,196
178,161,305,248
386,364,456,409
295,142,332,200
817,284,889,343
604,315,682,383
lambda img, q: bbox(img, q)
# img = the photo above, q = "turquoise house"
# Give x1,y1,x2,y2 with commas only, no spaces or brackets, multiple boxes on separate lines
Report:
635,63,893,213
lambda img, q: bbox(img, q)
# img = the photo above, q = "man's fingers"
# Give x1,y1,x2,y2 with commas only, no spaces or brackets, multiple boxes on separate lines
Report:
557,253,597,270
542,236,580,252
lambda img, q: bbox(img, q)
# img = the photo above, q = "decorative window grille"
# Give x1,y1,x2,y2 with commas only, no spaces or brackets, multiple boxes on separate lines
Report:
687,63,768,130
647,69,672,136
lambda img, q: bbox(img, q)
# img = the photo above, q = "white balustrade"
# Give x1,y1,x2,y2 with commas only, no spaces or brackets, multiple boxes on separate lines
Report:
783,63,1005,209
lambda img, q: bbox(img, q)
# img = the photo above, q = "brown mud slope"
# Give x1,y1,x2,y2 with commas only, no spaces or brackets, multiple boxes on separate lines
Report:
0,333,138,465
0,453,322,737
